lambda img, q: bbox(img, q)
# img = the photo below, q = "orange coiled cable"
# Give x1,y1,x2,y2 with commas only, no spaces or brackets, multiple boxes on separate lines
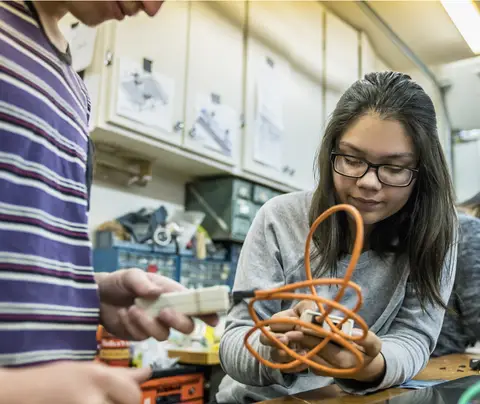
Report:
243,204,369,377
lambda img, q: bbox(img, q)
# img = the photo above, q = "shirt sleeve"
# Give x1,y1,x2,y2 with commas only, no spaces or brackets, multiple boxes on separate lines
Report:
455,215,480,339
335,231,458,394
218,203,296,388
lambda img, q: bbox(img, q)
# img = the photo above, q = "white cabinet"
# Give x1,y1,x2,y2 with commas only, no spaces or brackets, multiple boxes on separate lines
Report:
360,32,377,77
182,2,246,166
242,1,324,190
101,2,190,146
283,70,323,190
325,12,359,91
324,11,359,129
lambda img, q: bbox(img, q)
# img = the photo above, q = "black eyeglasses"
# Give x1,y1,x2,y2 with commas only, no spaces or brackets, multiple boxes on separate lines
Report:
330,152,418,187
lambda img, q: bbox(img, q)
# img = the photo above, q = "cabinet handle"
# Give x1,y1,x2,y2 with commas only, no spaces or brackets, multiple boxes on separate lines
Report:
239,113,245,129
173,121,184,132
189,127,197,138
282,165,295,176
104,51,113,67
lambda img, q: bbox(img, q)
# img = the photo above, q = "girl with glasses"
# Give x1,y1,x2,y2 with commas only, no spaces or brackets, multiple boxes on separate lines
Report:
214,71,458,403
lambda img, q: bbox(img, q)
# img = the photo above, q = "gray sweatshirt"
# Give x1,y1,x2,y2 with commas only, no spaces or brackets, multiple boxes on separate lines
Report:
216,191,457,403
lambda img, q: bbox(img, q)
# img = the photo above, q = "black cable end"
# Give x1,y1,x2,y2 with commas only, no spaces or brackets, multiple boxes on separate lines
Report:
232,290,256,304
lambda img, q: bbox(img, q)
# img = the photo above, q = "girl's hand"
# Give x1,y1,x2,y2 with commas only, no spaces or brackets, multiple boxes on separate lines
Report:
259,300,386,382
258,306,310,373
299,330,385,382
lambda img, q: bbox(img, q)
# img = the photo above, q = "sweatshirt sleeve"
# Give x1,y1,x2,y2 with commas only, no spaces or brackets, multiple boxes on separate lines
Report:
218,202,296,388
335,233,458,395
455,214,480,339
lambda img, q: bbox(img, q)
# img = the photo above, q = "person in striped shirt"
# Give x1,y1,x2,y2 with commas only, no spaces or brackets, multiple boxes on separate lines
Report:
0,1,217,403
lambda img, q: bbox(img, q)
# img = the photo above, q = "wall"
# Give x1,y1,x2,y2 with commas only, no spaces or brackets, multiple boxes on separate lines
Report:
432,57,480,200
88,166,188,237
433,56,480,131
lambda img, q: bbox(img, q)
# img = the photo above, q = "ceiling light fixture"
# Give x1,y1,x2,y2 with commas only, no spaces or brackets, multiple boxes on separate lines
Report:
440,0,480,54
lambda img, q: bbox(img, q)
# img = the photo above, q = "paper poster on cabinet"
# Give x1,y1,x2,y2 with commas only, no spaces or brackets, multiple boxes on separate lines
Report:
116,58,175,133
190,93,238,158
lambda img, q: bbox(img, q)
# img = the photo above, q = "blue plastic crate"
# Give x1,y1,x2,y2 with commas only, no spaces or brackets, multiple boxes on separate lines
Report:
93,246,179,282
178,256,233,289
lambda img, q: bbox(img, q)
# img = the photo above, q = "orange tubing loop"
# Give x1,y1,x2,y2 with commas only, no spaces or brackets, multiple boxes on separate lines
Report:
243,204,368,377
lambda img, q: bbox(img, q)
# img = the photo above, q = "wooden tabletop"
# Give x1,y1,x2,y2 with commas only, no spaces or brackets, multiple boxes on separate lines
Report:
260,353,480,404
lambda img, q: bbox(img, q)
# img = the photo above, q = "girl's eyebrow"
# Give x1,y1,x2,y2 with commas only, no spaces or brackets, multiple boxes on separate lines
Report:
339,141,415,160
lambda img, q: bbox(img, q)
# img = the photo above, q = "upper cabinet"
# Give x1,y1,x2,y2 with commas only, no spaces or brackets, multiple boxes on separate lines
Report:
99,2,190,146
78,2,367,192
242,1,324,190
324,12,359,126
182,2,246,166
325,12,359,90
360,32,377,77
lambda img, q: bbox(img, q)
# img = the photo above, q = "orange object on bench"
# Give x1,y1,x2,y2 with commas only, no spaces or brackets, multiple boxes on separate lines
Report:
140,368,205,404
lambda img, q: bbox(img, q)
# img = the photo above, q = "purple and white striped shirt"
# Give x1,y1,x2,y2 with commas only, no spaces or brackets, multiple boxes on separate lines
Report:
0,0,100,367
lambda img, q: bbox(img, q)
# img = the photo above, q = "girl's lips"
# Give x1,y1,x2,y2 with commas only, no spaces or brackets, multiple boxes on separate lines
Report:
350,197,382,212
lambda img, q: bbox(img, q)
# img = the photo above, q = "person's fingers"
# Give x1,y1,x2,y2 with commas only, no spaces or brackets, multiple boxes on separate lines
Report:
126,306,171,341
196,313,219,327
300,335,367,371
141,0,164,17
354,330,382,358
308,355,337,377
123,269,164,298
146,273,187,293
101,367,144,404
293,300,318,317
153,308,195,336
120,366,152,384
269,309,301,333
272,348,307,363
118,308,150,341
259,330,304,346
259,331,288,346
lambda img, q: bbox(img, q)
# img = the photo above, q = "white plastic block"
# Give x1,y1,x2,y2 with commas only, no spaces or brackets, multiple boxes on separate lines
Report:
299,309,354,337
135,285,231,318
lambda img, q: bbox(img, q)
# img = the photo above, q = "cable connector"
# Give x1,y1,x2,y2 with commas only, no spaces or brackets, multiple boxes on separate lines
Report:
232,290,256,304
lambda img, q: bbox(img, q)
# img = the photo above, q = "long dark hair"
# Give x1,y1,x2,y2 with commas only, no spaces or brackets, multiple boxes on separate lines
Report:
309,71,457,310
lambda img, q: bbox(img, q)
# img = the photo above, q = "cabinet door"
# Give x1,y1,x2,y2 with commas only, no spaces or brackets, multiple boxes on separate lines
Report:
282,70,323,191
325,12,359,91
103,2,189,146
324,12,359,130
360,32,377,77
325,89,341,128
182,1,246,166
242,1,324,187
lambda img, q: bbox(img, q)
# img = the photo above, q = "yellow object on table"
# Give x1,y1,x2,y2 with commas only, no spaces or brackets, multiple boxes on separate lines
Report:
167,348,220,366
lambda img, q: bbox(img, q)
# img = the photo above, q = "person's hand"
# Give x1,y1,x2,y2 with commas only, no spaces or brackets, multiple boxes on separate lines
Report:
3,361,151,404
299,329,385,382
259,303,312,373
260,300,385,382
286,301,384,381
96,269,219,341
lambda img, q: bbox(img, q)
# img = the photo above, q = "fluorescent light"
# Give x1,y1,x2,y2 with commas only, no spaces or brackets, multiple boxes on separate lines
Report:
441,0,480,54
